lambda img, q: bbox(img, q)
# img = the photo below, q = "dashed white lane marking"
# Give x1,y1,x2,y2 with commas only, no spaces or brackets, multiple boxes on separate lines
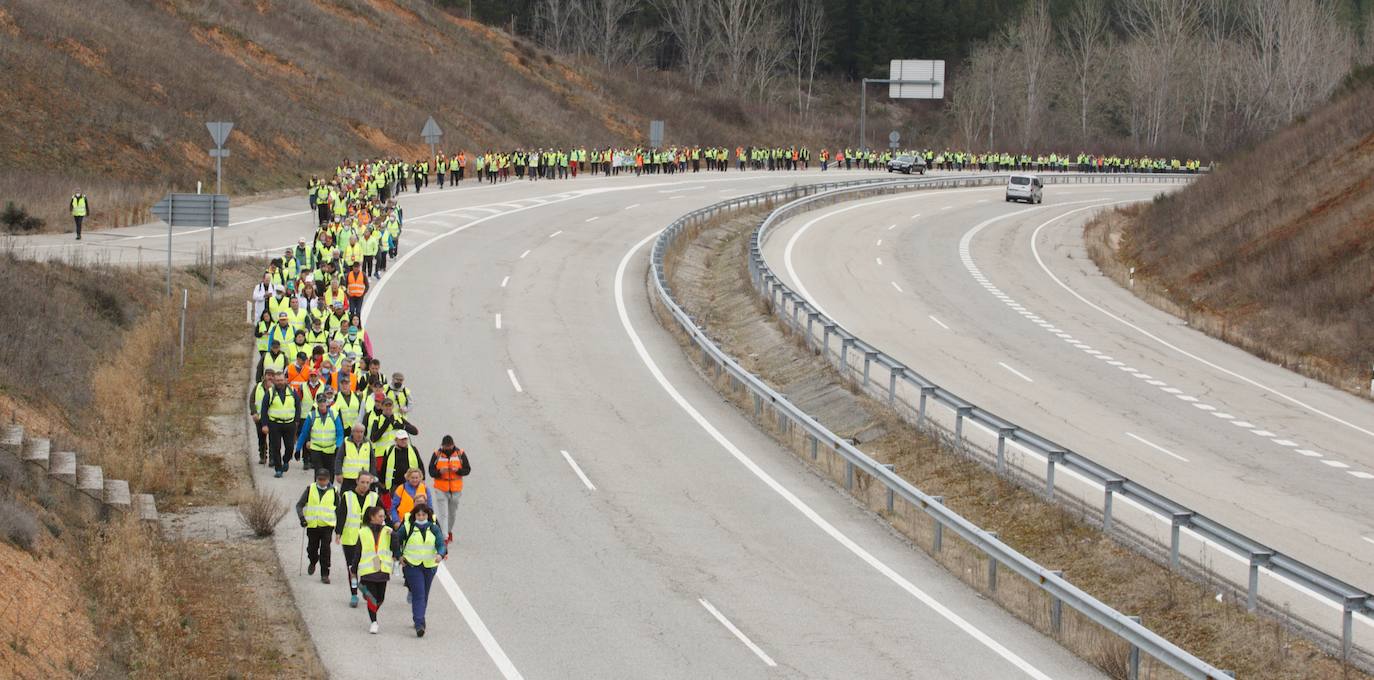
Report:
1126,432,1190,463
1351,472,1374,480
549,230,563,238
507,369,523,393
940,205,952,210
495,313,502,330
1363,536,1374,547
928,315,950,330
875,257,883,266
500,276,510,288
876,239,882,246
560,450,597,491
617,230,1056,680
1297,449,1324,457
585,216,600,222
890,281,904,293
1321,460,1350,469
625,203,640,210
698,599,776,667
998,362,1033,383
911,213,922,219
519,249,531,259
888,224,897,230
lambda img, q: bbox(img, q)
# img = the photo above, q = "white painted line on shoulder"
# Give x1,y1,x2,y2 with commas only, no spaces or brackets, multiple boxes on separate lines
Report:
585,216,600,222
1107,360,1125,366
616,231,1056,680
1350,471,1374,480
699,599,775,667
1146,380,1168,386
1126,432,1190,463
1272,439,1297,447
1212,412,1234,419
875,257,883,266
1192,403,1216,411
560,450,597,491
1364,536,1374,546
1161,387,1182,394
1177,395,1199,403
1249,429,1275,437
998,362,1034,383
501,276,510,288
1296,449,1323,457
890,281,904,293
888,223,898,230
436,565,525,680
624,203,640,210
940,205,952,210
495,313,502,330
928,315,950,330
1231,421,1255,428
549,230,563,238
519,249,531,259
1321,460,1350,469
507,369,523,393
911,213,921,219
876,239,882,246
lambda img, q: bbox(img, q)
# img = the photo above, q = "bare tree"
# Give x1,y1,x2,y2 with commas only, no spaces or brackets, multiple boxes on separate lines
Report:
747,13,789,102
708,0,776,90
535,0,578,55
1190,0,1237,148
1274,0,1349,123
790,0,825,117
1060,0,1112,143
1005,0,1053,149
1118,0,1204,148
573,0,647,68
651,0,715,89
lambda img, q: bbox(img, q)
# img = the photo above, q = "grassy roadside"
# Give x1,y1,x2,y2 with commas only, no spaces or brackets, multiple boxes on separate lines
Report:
656,207,1367,679
0,254,322,679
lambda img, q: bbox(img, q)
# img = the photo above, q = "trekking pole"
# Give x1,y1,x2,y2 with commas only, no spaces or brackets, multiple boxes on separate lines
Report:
298,527,306,576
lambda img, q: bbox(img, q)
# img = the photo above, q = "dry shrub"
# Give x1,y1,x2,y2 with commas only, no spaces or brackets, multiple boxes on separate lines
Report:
0,496,40,553
237,488,288,537
86,515,190,677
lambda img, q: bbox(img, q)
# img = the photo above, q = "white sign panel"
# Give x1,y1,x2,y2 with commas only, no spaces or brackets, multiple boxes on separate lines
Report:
888,60,945,99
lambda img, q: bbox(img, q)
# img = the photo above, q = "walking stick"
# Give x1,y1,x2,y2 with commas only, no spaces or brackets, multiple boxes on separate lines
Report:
298,526,306,576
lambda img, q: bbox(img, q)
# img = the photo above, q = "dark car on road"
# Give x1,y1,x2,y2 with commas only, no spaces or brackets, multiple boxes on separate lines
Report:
886,154,926,175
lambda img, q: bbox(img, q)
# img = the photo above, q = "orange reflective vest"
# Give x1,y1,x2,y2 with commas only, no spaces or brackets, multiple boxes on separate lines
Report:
285,362,311,389
393,482,429,523
432,449,465,493
347,271,366,298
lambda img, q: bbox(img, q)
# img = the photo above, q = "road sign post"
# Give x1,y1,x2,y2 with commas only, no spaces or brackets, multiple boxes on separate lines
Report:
206,121,233,296
649,120,665,149
858,60,944,149
888,130,901,151
151,193,229,297
421,116,443,162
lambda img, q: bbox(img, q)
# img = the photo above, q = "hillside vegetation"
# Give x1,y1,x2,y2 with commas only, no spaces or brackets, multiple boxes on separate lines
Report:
1088,72,1374,396
0,0,830,231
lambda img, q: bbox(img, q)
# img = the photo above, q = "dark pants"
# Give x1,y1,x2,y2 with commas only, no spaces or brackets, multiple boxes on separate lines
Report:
73,215,83,239
307,526,332,575
343,542,361,593
256,423,267,460
376,249,388,273
362,255,375,277
403,563,436,628
413,177,421,192
267,421,296,472
309,449,336,477
361,579,388,622
348,296,362,317
317,204,330,225
437,173,445,188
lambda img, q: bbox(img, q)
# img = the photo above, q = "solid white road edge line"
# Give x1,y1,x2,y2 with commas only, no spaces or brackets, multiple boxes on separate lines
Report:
615,230,1055,680
549,230,563,238
998,362,1034,383
1125,432,1190,463
928,315,950,330
559,450,597,491
890,281,904,293
501,276,510,288
507,369,523,393
698,598,777,667
519,249,531,259
435,565,525,680
495,313,502,330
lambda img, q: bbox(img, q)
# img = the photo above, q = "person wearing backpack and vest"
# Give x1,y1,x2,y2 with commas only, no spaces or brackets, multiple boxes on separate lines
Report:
295,468,338,584
70,190,89,240
335,472,378,608
345,262,367,316
395,503,447,637
259,372,301,478
249,369,276,465
357,505,394,634
295,398,345,475
335,422,375,488
428,435,470,544
380,428,423,496
389,466,429,528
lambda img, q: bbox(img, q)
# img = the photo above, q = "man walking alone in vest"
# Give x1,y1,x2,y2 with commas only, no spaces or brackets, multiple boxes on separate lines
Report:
70,190,89,240
427,435,470,544
295,468,338,584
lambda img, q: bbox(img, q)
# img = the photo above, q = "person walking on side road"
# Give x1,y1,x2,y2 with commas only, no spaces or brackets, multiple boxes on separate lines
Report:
357,505,394,634
428,435,469,544
249,368,275,465
295,398,345,474
70,190,88,240
336,472,378,608
295,468,338,584
389,466,429,528
260,371,301,478
395,503,446,637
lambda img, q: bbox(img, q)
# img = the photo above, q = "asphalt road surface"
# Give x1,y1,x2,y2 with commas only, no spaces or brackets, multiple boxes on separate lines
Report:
760,182,1374,637
8,171,1111,679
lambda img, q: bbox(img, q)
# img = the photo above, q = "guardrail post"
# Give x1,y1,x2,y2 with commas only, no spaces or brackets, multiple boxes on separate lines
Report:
1343,597,1366,662
791,297,803,329
1049,570,1064,634
888,367,904,407
919,386,935,426
863,352,877,385
845,459,854,491
840,338,853,374
1103,479,1125,532
955,407,973,444
822,324,835,359
995,428,1015,475
753,393,761,419
806,312,818,345
930,496,945,552
1169,512,1194,571
810,435,818,461
1045,450,1066,500
883,463,895,513
1127,616,1141,680
986,532,999,592
1247,551,1273,612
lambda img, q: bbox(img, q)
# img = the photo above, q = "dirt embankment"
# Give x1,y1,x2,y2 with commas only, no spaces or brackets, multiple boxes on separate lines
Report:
0,255,322,679
1086,77,1374,398
658,208,1367,679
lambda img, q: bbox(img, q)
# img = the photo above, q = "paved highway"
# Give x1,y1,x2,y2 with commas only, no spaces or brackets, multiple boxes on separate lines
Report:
8,173,1109,678
760,182,1374,628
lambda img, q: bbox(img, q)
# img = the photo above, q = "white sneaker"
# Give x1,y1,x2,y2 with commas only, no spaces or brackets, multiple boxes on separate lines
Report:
369,622,379,635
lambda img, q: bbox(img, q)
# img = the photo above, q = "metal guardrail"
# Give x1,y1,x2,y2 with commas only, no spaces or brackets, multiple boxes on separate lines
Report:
650,172,1235,679
747,173,1374,665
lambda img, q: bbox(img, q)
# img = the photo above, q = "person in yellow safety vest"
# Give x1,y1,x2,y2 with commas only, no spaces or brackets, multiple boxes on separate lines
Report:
335,472,378,608
250,369,276,465
336,421,375,483
286,297,307,333
295,398,345,475
332,385,366,440
395,503,447,637
357,505,394,634
361,226,381,277
260,336,288,380
384,372,411,415
295,468,338,583
70,190,88,240
379,427,423,493
260,371,301,478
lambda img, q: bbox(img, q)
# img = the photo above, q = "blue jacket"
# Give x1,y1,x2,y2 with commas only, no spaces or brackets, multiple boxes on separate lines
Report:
294,409,345,453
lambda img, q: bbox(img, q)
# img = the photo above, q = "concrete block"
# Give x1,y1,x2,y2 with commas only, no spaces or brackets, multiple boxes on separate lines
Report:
49,451,77,486
21,437,50,470
0,424,22,457
75,465,105,521
104,479,131,511
135,494,159,525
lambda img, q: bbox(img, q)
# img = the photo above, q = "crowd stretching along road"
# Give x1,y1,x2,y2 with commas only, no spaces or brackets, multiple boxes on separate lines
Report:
246,143,1205,639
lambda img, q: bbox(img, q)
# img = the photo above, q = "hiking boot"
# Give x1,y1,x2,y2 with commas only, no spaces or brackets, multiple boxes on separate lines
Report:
321,574,331,584
259,453,267,465
307,562,316,576
350,594,359,608
416,625,425,638
369,622,378,635
273,470,283,478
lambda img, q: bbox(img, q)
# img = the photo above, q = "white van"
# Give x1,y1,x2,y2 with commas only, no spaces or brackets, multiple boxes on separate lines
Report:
1005,174,1043,204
